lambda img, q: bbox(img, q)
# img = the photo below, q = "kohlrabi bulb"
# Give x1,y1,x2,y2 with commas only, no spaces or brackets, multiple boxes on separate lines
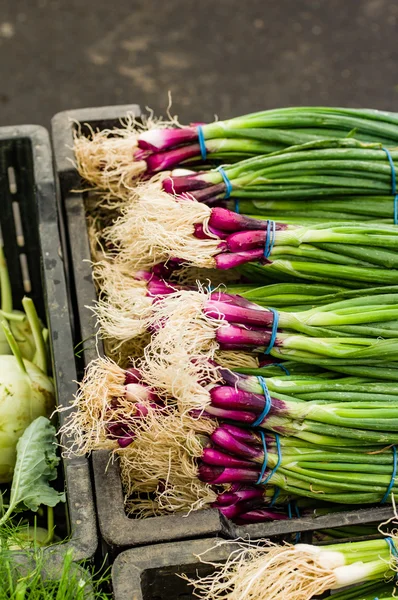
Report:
0,356,55,483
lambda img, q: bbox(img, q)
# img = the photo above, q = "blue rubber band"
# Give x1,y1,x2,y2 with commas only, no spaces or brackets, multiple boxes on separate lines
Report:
395,196,398,225
252,376,272,428
381,445,397,504
287,502,292,519
264,220,276,258
256,430,269,485
217,166,232,199
265,308,279,355
260,433,282,486
386,536,398,559
385,537,398,580
197,126,207,162
234,199,240,213
382,147,398,225
269,487,281,506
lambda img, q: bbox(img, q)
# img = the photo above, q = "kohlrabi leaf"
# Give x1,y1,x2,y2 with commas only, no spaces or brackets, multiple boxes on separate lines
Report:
0,416,65,525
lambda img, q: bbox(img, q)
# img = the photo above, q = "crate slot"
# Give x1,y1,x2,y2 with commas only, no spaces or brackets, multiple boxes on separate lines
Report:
19,252,31,293
12,201,25,247
7,166,17,194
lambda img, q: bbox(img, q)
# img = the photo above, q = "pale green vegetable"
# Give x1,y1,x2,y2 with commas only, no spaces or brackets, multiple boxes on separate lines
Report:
0,299,54,483
0,356,54,483
0,416,65,526
0,247,37,361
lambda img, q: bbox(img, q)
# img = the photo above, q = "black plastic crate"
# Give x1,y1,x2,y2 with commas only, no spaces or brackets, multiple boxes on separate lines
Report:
112,538,237,600
0,125,97,567
112,533,384,600
51,106,395,555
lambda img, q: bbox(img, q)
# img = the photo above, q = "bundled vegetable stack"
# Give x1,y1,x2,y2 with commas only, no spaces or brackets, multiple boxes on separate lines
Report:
74,107,398,206
185,536,398,600
69,106,398,537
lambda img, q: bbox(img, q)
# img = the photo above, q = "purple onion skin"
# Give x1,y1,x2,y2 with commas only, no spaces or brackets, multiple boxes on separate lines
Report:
138,127,198,151
146,278,181,296
147,284,176,297
215,249,265,269
190,183,226,202
235,510,289,524
216,488,264,506
193,223,229,240
209,292,257,308
189,409,218,422
106,423,130,437
218,424,263,446
217,368,241,388
216,504,242,519
151,260,183,280
146,144,203,172
227,230,267,252
125,385,159,404
211,428,263,460
217,498,269,520
124,368,142,385
209,208,277,233
211,293,262,311
162,174,210,194
134,270,153,282
117,435,136,447
216,324,276,348
210,386,266,412
211,388,288,419
205,299,273,328
202,448,256,469
203,405,257,424
198,464,259,484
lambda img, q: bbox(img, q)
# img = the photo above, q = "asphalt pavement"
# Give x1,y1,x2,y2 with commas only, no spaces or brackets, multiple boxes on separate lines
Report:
1,0,398,126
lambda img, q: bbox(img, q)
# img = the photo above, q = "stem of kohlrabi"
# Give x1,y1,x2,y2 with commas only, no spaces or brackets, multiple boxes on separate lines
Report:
1,320,27,375
0,246,13,314
22,298,47,373
42,506,54,546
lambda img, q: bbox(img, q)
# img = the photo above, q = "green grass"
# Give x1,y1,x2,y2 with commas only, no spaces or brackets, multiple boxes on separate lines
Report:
0,522,110,600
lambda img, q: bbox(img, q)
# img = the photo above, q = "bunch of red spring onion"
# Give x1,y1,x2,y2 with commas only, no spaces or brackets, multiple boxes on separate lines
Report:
74,107,398,204
104,190,398,287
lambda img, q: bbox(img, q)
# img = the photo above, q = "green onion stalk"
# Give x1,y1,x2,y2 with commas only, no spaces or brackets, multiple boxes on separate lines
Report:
0,246,39,360
229,283,398,312
185,537,398,600
140,107,398,167
105,189,398,288
313,524,379,542
231,196,396,224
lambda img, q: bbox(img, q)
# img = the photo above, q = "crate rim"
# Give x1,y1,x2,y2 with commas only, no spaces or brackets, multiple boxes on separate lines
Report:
50,104,396,553
0,123,98,563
